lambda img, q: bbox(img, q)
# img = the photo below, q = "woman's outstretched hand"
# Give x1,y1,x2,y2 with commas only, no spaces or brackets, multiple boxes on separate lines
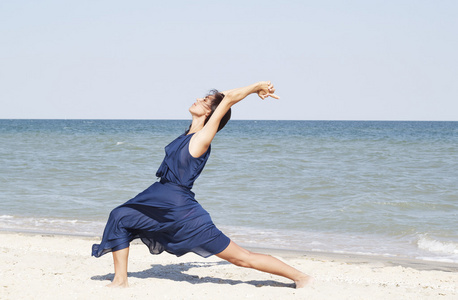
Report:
257,81,280,100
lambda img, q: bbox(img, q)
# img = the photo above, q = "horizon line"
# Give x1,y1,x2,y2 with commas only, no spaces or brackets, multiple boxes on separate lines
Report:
1,118,457,122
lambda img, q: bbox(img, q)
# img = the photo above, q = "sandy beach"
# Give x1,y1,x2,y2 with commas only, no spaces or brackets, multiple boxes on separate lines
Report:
0,232,456,299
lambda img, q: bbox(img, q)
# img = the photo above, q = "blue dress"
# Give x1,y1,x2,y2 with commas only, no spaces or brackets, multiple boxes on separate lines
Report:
92,133,231,258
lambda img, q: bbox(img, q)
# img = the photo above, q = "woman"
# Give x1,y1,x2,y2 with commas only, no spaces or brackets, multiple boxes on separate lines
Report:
92,81,312,288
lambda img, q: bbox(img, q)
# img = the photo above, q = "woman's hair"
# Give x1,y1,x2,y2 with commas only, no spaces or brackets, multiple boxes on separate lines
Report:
205,89,231,131
185,89,231,134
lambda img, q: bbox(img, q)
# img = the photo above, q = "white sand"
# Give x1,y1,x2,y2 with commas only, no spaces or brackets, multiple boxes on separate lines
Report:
0,232,457,299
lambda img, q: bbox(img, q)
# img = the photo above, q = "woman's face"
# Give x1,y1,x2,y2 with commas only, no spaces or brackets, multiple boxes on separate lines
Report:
189,95,213,117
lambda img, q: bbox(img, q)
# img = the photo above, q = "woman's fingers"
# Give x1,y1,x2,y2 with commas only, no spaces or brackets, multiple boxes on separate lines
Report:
269,93,280,99
258,81,279,100
258,92,280,100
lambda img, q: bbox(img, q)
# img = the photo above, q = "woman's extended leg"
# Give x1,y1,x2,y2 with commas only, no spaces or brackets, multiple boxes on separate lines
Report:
216,241,313,288
107,247,130,288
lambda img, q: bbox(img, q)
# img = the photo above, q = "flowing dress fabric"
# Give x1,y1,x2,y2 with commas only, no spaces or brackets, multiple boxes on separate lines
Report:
92,133,230,258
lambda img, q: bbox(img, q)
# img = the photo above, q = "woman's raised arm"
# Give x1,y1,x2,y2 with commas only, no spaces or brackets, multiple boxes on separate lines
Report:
223,81,279,104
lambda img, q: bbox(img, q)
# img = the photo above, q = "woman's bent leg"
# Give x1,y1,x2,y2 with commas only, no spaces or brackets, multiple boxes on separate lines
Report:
107,247,130,288
216,241,313,288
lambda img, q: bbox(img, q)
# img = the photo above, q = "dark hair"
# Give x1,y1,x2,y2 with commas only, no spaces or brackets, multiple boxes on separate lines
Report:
205,89,231,131
185,89,231,134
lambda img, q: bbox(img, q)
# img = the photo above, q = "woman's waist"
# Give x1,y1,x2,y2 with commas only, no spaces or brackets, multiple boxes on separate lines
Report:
159,177,193,190
129,180,197,207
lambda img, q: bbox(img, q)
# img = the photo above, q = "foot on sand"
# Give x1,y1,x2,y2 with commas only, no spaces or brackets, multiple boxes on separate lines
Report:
294,275,314,289
106,278,128,288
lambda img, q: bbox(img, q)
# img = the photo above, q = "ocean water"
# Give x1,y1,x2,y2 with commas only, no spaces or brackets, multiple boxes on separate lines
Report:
1,119,457,263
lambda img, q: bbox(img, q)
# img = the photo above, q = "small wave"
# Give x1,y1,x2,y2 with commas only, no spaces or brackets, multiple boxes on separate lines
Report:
116,142,125,145
0,215,14,219
0,215,104,236
417,235,458,255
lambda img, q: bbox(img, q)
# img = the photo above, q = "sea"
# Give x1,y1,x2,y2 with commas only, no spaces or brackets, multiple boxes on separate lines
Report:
1,119,457,263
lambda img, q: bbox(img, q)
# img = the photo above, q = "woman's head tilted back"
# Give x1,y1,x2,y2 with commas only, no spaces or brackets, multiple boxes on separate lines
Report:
187,89,231,134
205,89,231,132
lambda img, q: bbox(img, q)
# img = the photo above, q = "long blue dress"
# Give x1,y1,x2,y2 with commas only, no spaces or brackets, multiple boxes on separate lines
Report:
92,133,231,258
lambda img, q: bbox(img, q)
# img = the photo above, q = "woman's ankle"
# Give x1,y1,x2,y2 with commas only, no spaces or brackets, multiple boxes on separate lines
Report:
294,274,314,288
107,276,129,288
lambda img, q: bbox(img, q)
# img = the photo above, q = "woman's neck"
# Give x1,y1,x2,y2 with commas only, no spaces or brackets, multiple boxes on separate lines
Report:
187,116,206,135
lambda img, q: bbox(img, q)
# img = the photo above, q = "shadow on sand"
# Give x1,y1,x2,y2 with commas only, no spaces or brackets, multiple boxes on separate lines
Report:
91,261,293,288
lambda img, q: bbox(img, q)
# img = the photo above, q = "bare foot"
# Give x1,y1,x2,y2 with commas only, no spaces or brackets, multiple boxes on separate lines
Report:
294,274,314,289
106,278,129,288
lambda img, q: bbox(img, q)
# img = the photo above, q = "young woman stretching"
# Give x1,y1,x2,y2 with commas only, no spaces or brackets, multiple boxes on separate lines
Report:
92,81,312,288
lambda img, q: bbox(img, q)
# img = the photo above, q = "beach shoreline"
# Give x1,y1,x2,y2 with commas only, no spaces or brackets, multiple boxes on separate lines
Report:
1,231,456,299
2,228,457,272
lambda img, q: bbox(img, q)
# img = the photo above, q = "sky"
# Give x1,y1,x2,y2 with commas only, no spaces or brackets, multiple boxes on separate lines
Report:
1,0,457,121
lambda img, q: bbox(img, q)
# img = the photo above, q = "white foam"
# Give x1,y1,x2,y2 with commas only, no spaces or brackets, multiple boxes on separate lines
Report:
0,215,14,219
417,235,458,255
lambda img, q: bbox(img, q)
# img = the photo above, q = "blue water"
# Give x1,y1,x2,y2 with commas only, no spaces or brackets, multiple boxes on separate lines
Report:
1,119,457,262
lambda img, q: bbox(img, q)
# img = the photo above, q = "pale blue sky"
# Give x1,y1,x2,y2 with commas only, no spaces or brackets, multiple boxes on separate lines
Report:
1,0,457,120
